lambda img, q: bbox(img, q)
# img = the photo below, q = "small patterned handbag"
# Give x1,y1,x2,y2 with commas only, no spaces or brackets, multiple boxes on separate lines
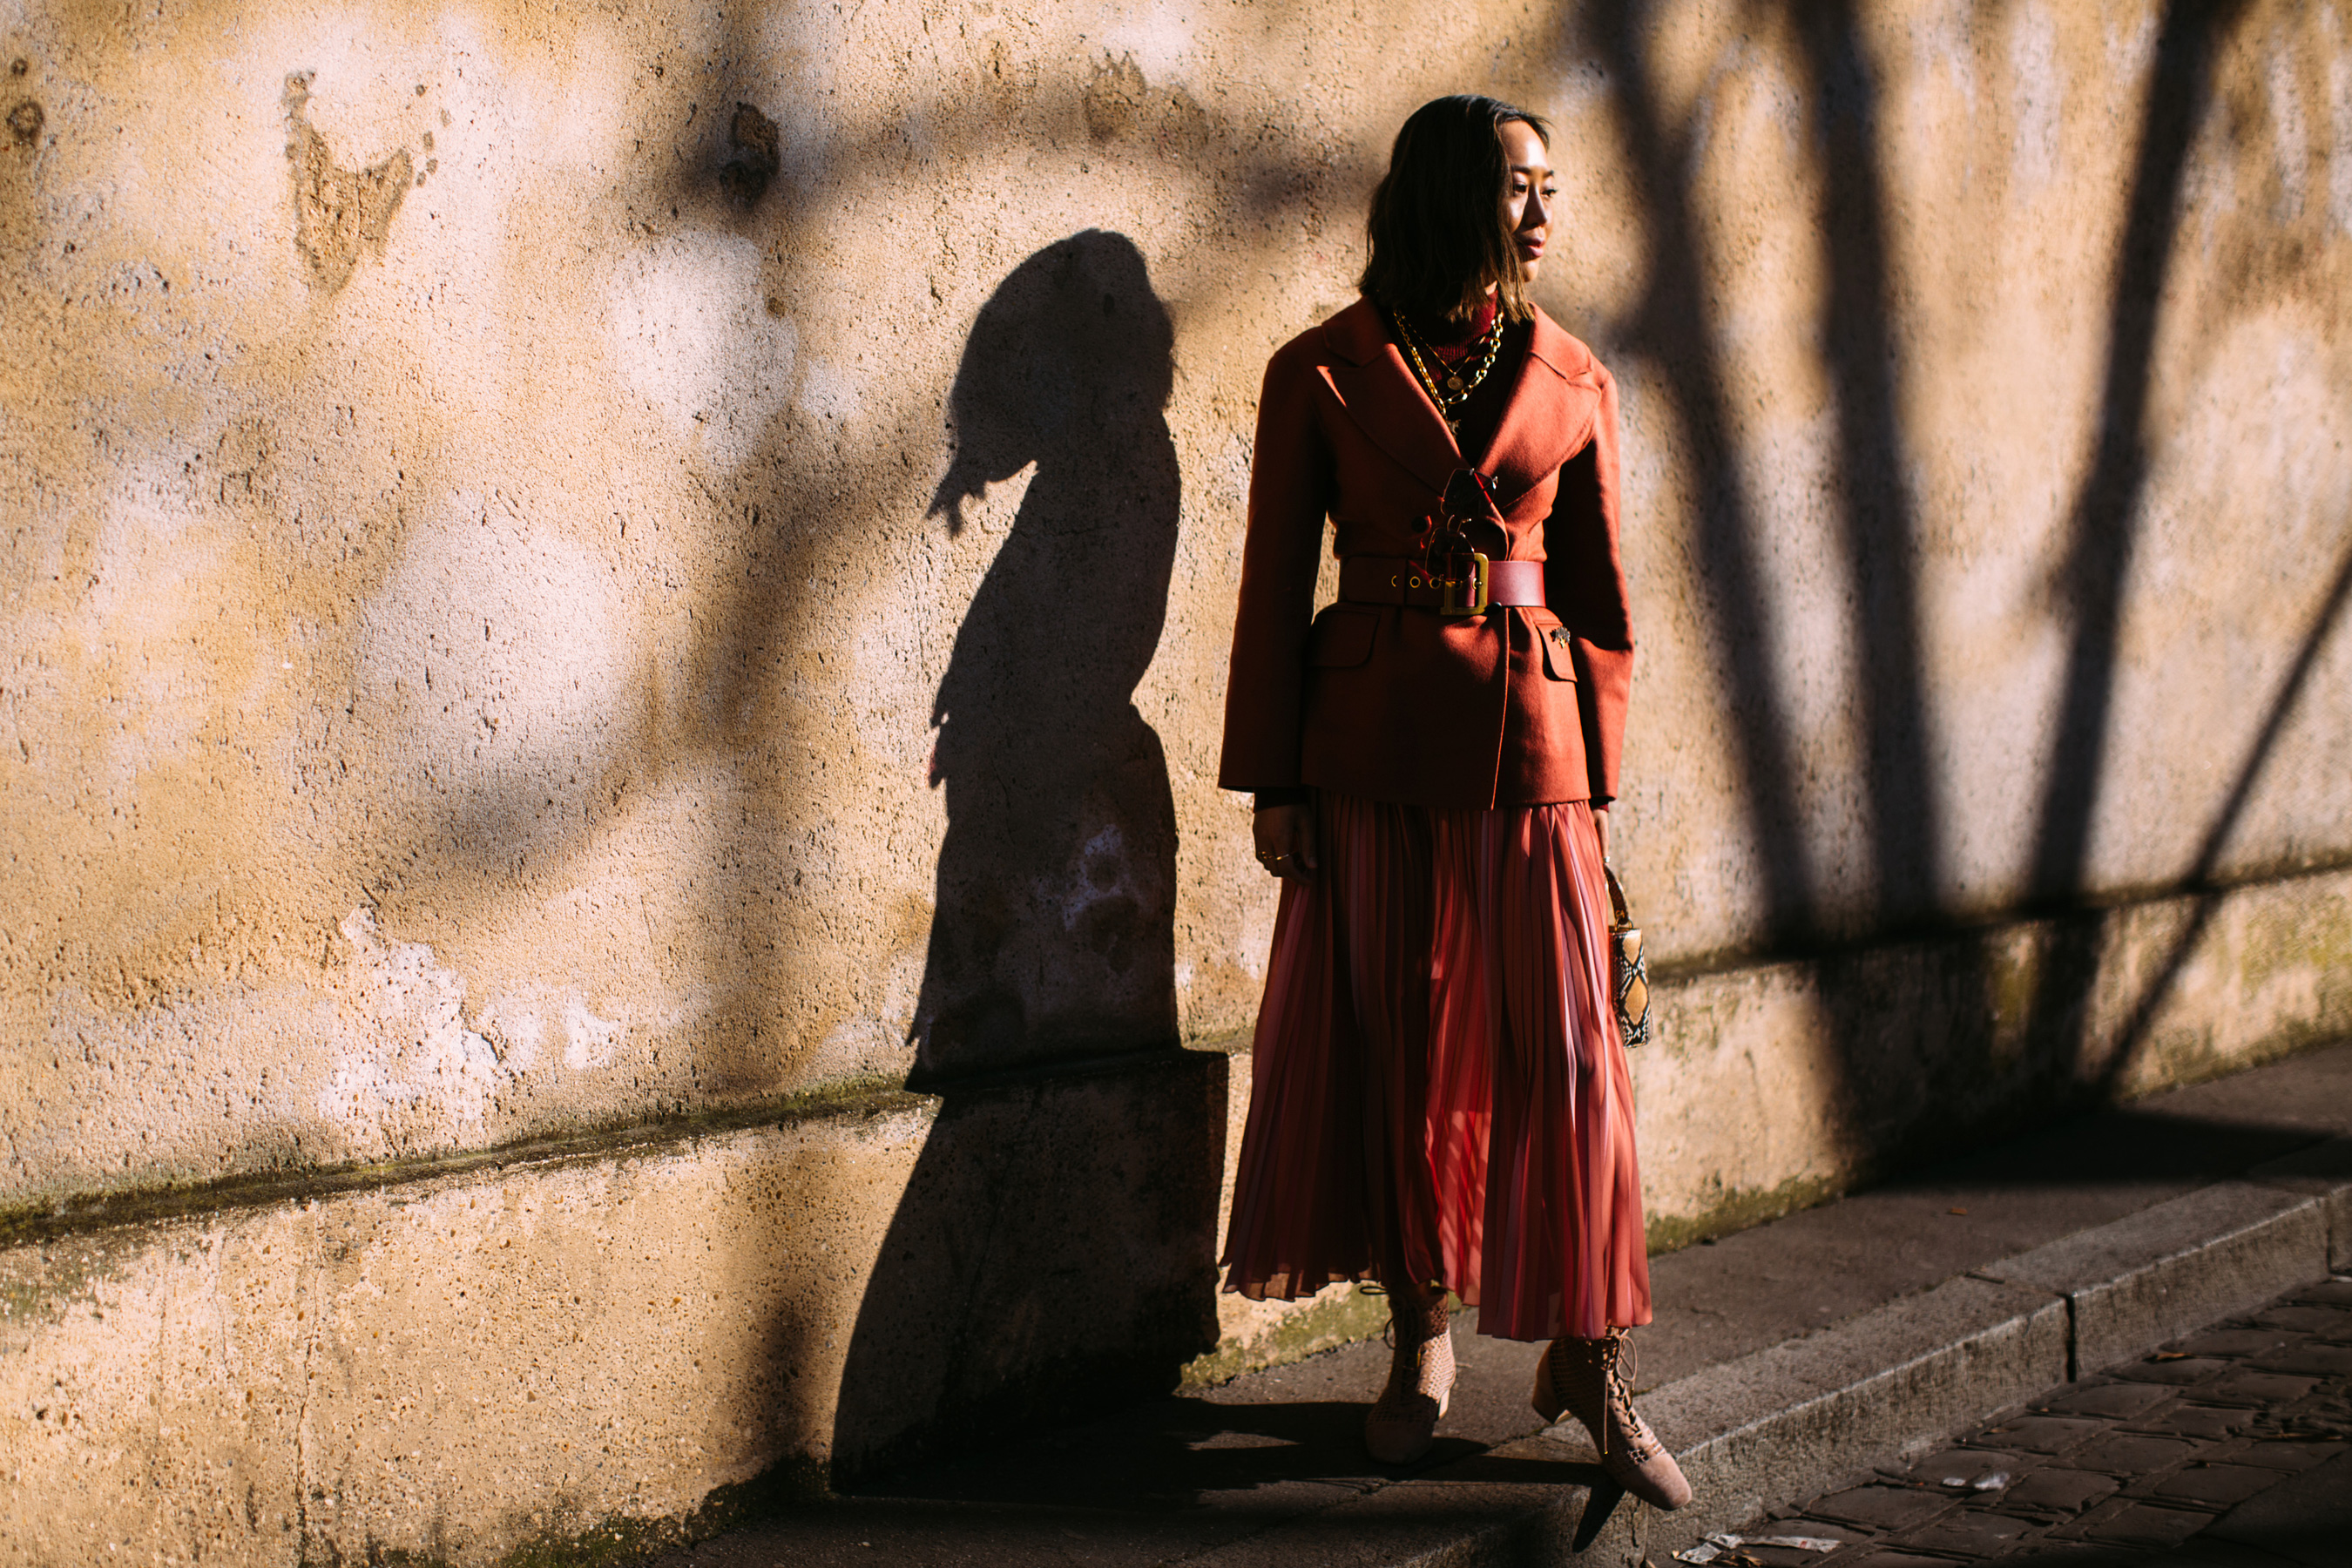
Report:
1603,863,1651,1046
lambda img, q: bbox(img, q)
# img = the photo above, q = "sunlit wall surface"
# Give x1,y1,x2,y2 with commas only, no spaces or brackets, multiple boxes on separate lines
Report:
7,0,2342,1208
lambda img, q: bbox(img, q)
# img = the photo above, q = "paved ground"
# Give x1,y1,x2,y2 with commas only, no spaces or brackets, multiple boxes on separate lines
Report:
659,1043,2352,1568
1683,1277,2352,1567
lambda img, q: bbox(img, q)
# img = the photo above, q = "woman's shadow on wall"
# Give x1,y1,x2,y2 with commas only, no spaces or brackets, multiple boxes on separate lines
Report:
831,232,1217,1487
909,229,1183,1081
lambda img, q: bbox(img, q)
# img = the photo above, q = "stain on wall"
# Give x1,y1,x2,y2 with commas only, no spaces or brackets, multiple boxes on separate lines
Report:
284,71,411,293
720,101,780,203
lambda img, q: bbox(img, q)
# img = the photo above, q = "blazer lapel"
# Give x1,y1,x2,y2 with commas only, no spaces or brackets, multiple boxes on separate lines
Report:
1317,301,1460,500
1479,308,1602,508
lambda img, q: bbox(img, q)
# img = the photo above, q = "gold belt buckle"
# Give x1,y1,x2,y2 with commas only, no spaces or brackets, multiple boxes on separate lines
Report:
1438,551,1490,617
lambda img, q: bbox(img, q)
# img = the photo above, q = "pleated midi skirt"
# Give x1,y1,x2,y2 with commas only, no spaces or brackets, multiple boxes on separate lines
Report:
1220,790,1651,1342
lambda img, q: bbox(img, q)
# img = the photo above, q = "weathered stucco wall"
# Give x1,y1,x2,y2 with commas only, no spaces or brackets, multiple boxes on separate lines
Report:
4,0,2349,1206
3,0,2350,1558
1,1051,1226,1565
3,867,2346,1565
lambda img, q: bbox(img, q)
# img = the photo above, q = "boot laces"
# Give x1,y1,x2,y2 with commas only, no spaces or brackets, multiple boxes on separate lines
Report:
1381,1297,1451,1400
1600,1334,1661,1461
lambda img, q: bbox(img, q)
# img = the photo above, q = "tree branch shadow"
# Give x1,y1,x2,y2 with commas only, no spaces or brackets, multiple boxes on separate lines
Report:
1583,7,1823,953
1571,0,2273,1192
2019,0,2253,1095
1788,0,1945,929
2090,539,2352,1096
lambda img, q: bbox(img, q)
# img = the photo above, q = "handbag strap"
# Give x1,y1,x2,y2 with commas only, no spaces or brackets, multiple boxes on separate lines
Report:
1603,862,1633,934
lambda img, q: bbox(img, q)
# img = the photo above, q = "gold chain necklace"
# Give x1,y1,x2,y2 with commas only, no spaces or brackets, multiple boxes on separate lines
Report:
1396,308,1507,430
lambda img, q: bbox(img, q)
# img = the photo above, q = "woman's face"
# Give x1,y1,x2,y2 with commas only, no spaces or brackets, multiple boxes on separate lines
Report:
1498,119,1556,282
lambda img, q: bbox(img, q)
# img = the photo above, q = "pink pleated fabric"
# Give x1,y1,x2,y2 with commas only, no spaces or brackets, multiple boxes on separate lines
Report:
1221,791,1651,1342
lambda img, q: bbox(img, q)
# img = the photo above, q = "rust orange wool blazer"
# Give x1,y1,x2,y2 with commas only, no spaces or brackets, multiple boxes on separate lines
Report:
1217,298,1634,811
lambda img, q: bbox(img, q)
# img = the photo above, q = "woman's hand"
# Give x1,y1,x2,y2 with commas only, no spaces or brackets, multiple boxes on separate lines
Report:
1593,805,1611,864
1253,802,1319,881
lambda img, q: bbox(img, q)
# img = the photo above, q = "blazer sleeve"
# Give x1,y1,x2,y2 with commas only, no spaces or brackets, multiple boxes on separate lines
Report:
1217,340,1335,793
1542,362,1634,807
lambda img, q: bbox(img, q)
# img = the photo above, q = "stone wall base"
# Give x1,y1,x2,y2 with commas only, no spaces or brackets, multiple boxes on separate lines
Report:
4,866,2347,1565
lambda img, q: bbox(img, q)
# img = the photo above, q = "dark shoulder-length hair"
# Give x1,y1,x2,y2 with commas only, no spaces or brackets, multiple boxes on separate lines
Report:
1359,94,1551,326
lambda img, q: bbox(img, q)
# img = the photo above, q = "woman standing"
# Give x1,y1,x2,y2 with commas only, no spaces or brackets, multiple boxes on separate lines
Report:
1218,94,1689,1512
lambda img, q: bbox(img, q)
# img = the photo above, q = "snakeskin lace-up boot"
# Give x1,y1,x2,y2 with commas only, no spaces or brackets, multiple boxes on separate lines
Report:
1362,1291,1456,1465
1530,1329,1692,1510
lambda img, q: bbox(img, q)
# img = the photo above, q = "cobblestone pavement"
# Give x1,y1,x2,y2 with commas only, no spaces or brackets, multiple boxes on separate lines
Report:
1675,1277,2352,1568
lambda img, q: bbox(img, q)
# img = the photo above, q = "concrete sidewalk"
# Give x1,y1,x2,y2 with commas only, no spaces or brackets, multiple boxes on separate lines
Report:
659,1044,2352,1568
1692,1272,2352,1565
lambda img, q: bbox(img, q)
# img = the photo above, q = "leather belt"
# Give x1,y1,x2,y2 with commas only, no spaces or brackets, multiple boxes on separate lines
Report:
1339,554,1545,610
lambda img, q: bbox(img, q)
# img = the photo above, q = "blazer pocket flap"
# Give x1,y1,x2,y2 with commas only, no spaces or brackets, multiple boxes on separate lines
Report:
1307,607,1377,668
1538,624,1578,681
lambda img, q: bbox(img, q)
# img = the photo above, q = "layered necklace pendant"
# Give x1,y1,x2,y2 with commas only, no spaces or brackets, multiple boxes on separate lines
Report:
1399,307,1506,431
